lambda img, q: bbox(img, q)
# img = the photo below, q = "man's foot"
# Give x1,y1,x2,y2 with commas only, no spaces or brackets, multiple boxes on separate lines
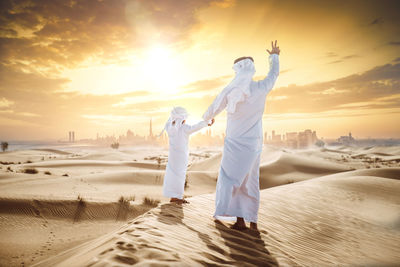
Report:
177,199,190,204
250,222,258,231
230,217,247,231
171,198,189,205
230,222,247,230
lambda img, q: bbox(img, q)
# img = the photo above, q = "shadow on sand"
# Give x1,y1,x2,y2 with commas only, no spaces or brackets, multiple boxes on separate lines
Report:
214,220,278,266
156,203,278,266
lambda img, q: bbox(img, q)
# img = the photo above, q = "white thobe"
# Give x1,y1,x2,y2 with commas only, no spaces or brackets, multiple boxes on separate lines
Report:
163,121,208,199
203,54,279,222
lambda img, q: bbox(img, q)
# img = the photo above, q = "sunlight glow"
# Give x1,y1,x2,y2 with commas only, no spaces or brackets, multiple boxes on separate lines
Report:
142,45,182,94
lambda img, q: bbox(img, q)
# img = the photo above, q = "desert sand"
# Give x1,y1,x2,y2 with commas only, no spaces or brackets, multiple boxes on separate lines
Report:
0,144,399,266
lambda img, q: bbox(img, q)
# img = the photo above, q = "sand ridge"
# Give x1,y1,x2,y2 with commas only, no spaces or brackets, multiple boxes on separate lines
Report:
37,168,400,266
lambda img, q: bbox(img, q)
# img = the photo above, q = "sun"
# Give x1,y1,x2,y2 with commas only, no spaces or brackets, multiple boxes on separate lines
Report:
142,45,182,93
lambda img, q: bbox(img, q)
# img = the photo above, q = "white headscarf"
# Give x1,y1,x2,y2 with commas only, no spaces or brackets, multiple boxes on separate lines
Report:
212,58,255,114
157,107,188,137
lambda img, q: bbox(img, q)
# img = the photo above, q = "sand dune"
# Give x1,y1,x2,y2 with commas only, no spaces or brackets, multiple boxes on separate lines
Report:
32,149,72,155
356,145,400,155
259,152,351,188
0,147,352,202
1,145,400,266
25,160,166,170
0,197,157,267
0,169,215,202
189,153,222,172
0,149,67,164
0,198,152,221
190,147,352,189
1,145,396,202
36,168,400,266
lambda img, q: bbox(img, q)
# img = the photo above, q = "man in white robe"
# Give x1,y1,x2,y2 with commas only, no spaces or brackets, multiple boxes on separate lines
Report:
202,41,280,230
162,107,214,204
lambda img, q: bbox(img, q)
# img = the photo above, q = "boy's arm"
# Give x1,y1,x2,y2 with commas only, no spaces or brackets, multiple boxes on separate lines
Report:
183,120,209,135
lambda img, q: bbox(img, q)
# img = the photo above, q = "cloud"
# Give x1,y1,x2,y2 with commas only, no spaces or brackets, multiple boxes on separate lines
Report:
328,60,343,64
82,114,130,122
0,0,232,137
263,107,400,121
126,0,229,48
387,41,400,46
279,69,292,74
0,109,40,118
0,0,132,73
182,75,231,94
0,65,69,94
325,52,338,58
0,97,14,108
327,54,360,64
0,67,154,131
267,61,400,114
369,17,384,26
112,60,400,118
211,0,236,8
309,87,348,95
341,54,360,60
0,0,228,74
17,112,40,117
101,60,400,124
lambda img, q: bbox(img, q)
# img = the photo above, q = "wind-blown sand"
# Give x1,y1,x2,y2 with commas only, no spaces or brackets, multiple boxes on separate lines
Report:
0,145,399,266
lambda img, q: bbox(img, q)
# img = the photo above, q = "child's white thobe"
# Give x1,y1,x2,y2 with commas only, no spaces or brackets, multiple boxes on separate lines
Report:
203,54,279,222
163,120,208,199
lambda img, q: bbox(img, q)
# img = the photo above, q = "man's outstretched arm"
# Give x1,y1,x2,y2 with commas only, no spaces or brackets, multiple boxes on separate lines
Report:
202,92,227,121
257,40,280,93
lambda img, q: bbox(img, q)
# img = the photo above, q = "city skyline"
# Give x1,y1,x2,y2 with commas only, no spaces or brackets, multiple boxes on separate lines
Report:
59,120,398,149
9,118,399,143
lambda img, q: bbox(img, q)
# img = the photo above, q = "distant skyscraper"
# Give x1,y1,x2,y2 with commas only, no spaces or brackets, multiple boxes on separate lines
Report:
127,129,134,139
68,131,75,142
337,132,354,144
271,130,281,142
149,118,153,137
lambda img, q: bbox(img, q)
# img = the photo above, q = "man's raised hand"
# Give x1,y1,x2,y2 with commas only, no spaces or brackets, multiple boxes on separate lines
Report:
266,40,280,55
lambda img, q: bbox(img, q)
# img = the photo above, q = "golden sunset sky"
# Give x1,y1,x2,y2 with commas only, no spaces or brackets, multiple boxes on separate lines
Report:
0,0,400,140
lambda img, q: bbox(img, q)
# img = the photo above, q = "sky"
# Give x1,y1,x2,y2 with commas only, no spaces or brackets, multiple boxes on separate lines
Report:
0,0,400,141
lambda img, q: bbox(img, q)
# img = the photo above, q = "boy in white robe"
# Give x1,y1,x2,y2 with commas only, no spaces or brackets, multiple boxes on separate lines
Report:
162,107,214,204
202,41,280,230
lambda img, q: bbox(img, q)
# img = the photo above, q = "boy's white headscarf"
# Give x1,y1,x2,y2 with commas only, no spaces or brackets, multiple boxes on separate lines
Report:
210,58,255,115
157,107,188,137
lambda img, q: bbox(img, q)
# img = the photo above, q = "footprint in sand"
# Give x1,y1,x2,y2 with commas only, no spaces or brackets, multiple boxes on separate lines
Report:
100,248,114,255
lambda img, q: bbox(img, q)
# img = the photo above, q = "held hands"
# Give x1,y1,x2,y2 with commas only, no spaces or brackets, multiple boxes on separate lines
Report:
266,40,280,55
208,118,215,126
